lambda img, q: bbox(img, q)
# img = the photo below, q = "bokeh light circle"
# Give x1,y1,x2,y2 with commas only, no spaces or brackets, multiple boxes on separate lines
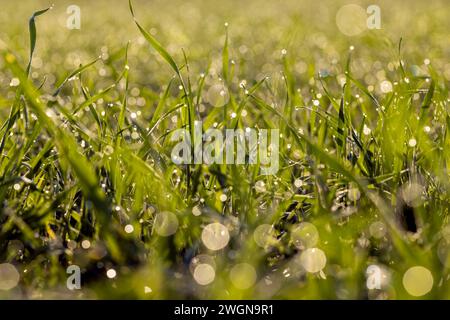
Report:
0,263,20,290
201,223,230,251
253,224,273,248
193,264,216,285
291,222,319,248
154,211,179,236
369,221,387,239
299,248,327,273
206,84,229,107
230,263,257,290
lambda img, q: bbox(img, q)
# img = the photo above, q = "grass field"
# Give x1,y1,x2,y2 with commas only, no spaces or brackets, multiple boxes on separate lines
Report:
0,0,449,299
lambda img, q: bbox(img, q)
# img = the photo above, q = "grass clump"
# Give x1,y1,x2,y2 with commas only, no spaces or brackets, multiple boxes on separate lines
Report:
0,0,449,299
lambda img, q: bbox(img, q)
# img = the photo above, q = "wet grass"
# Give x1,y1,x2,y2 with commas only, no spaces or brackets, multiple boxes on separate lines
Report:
0,0,449,299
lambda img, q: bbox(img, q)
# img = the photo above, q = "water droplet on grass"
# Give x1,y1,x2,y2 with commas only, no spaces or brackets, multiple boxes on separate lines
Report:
369,221,387,239
206,84,229,107
380,80,393,93
9,78,20,87
408,138,417,147
291,223,319,248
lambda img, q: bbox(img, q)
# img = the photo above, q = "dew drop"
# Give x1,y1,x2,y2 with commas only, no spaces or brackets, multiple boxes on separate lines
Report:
192,205,202,216
124,224,134,234
206,84,229,107
380,80,393,93
144,286,152,294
